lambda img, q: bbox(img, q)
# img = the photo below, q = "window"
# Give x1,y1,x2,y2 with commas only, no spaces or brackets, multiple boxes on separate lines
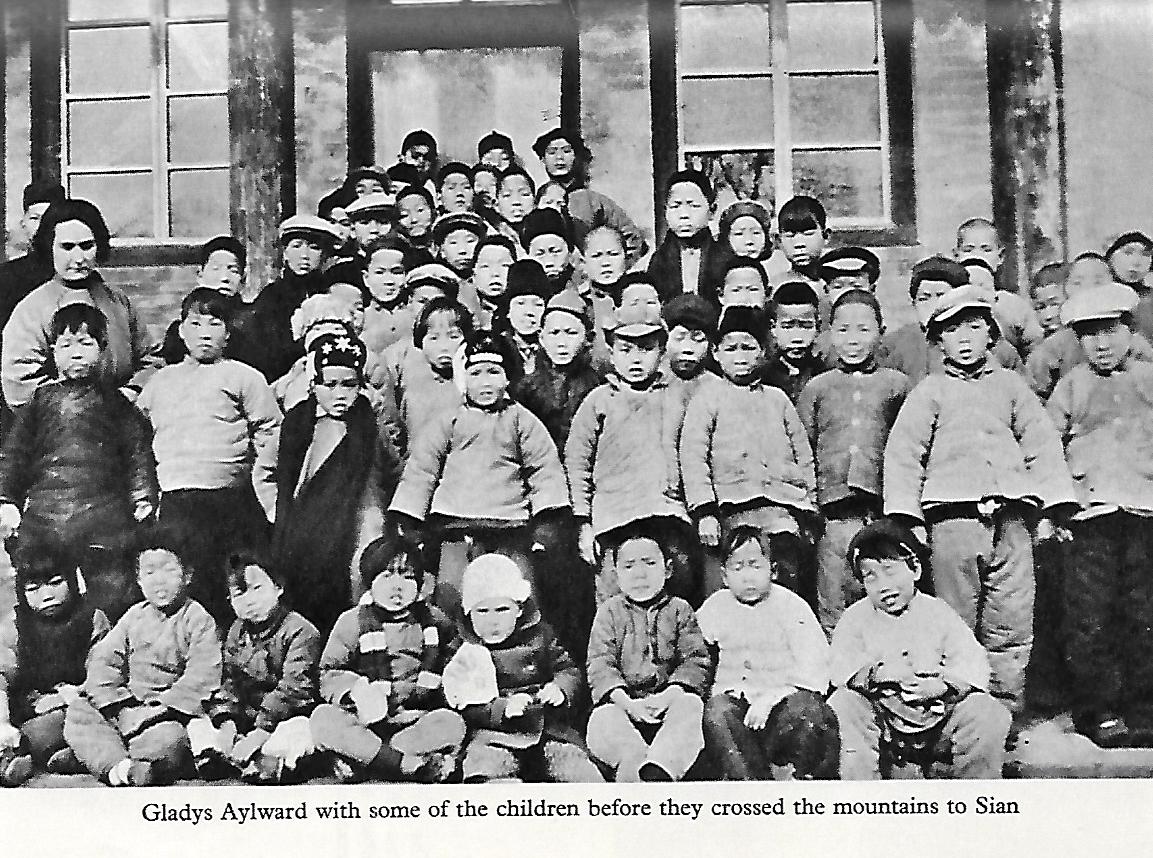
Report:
63,0,230,242
677,0,906,231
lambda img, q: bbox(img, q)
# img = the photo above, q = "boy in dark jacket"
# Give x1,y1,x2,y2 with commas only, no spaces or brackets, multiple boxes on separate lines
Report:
762,281,829,403
647,170,727,307
0,304,157,620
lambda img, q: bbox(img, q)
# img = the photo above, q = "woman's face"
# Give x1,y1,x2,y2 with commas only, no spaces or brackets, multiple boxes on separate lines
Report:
52,219,99,281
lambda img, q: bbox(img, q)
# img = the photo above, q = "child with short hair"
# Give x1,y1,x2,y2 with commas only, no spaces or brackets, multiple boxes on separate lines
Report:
828,518,1010,779
64,528,222,786
0,304,157,619
432,211,486,281
396,185,436,252
719,257,769,310
496,167,536,249
798,290,910,633
466,235,517,331
883,286,1076,711
767,196,830,293
662,294,719,387
189,551,321,783
697,525,838,780
647,170,727,305
471,164,502,231
762,280,828,402
361,235,415,354
443,554,602,782
682,305,817,598
161,236,250,366
718,200,774,274
437,162,475,215
1031,262,1067,338
586,528,710,781
137,287,281,625
0,545,110,785
1105,230,1153,344
310,533,465,783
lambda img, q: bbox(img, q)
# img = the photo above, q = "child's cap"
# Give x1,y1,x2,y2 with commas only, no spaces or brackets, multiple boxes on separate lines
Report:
199,235,246,271
278,214,343,246
521,207,572,250
1104,230,1153,258
436,161,472,188
464,330,515,370
718,200,773,243
819,247,880,284
22,180,65,211
345,192,398,222
387,163,422,190
359,531,425,587
717,305,768,346
662,294,719,338
478,130,515,159
959,257,997,284
432,211,487,246
406,262,462,294
910,255,969,298
292,293,353,346
461,553,530,612
532,127,591,161
771,279,822,308
665,169,715,205
1059,282,1139,327
846,517,927,577
1032,261,1068,292
317,185,355,220
506,259,551,301
395,182,435,211
346,165,390,187
925,284,1001,338
609,301,666,339
543,289,592,329
323,260,367,293
309,330,367,377
401,129,437,157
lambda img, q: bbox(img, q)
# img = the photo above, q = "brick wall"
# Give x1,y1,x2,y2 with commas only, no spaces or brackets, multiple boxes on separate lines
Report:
102,265,200,345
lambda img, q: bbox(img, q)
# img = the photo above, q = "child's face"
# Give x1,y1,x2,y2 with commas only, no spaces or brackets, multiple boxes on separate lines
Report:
409,284,447,318
328,209,352,245
465,360,508,407
541,310,587,367
727,215,767,259
614,537,669,603
1032,282,1065,335
52,220,99,282
398,196,433,239
473,172,498,208
470,597,521,645
21,202,50,244
954,222,1002,271
474,245,514,300
528,235,569,278
618,283,661,313
498,176,534,224
1066,257,1113,293
229,565,283,626
611,334,664,386
771,303,818,359
720,269,767,309
667,325,710,376
199,249,243,297
937,312,992,367
52,325,103,380
370,566,419,613
179,310,228,364
441,174,474,214
508,295,545,338
314,365,360,418
828,273,873,295
583,230,626,287
420,310,465,372
137,549,189,611
542,139,578,179
355,178,386,197
352,216,389,250
829,302,881,367
22,574,73,619
481,148,512,172
364,248,407,305
723,539,774,605
1077,318,1133,374
780,226,826,269
860,556,918,616
402,144,435,179
1108,241,1153,286
441,229,480,271
283,236,325,276
913,279,953,329
537,184,568,212
327,283,366,335
665,182,711,239
715,331,763,383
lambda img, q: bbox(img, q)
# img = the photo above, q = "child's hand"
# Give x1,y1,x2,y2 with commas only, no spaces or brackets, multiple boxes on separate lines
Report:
0,721,21,750
537,682,566,708
621,697,659,724
900,674,948,704
744,688,792,730
55,684,81,707
697,515,721,547
133,501,154,523
32,692,65,715
578,524,598,566
231,727,270,765
0,503,21,537
505,693,534,719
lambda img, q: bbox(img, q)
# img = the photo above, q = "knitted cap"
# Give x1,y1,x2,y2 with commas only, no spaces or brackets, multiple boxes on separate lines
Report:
400,129,437,157
1104,230,1153,258
478,130,514,159
521,207,572,249
718,199,773,243
461,554,530,612
309,331,366,376
359,531,426,586
464,331,514,369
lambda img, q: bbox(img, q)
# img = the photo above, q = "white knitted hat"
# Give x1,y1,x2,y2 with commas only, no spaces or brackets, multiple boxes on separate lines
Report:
460,554,530,613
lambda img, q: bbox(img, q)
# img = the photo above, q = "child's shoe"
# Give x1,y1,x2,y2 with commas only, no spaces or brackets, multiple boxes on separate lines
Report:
1090,714,1130,749
107,757,155,787
0,747,33,787
638,760,673,782
45,747,84,775
194,749,239,781
391,710,466,757
241,752,284,785
329,755,361,784
402,752,457,784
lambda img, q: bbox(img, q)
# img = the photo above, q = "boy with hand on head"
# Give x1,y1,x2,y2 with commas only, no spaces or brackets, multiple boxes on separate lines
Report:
0,304,157,620
585,526,710,782
310,533,465,784
697,525,839,780
883,286,1076,712
647,170,727,306
1046,283,1153,745
762,280,829,403
828,518,1010,779
798,290,910,634
64,527,222,787
443,554,602,783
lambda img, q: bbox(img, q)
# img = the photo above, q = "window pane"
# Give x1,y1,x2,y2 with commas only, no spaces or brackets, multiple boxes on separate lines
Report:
170,169,230,236
790,74,881,144
169,95,229,164
685,150,776,217
68,100,152,168
680,4,771,72
793,149,884,219
69,173,154,238
68,27,152,95
167,0,228,16
788,1,877,70
69,0,150,21
168,22,228,92
681,77,773,148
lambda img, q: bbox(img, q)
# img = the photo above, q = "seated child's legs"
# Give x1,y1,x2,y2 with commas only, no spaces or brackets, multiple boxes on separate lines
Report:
760,690,839,780
646,687,705,780
127,721,191,785
19,709,68,766
937,692,1010,779
461,734,522,783
541,738,605,783
827,688,882,780
311,703,393,768
703,694,766,780
816,513,871,635
63,697,132,781
587,703,649,780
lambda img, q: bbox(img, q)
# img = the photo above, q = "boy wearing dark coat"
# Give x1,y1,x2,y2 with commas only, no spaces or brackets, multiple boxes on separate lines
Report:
647,170,727,307
762,281,830,403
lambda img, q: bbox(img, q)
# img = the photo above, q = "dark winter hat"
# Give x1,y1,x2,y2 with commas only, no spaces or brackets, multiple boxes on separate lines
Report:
432,211,487,246
505,259,551,301
360,531,426,586
846,517,928,577
436,161,472,188
532,127,591,161
665,169,715,205
1104,230,1153,259
520,207,572,249
22,180,65,211
464,330,515,370
662,294,719,339
317,185,355,220
478,130,515,159
401,129,438,158
819,247,880,284
717,305,769,346
199,235,247,271
309,330,367,379
346,165,390,187
387,164,422,190
909,255,969,298
323,260,368,299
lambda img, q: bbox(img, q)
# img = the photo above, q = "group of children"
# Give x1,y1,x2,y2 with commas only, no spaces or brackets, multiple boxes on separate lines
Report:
0,123,1152,786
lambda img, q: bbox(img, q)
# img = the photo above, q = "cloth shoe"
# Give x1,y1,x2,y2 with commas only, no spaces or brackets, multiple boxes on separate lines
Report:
45,747,84,775
0,747,33,787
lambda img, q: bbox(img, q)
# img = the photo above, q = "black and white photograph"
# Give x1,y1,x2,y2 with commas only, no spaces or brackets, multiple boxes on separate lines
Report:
0,0,1152,852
